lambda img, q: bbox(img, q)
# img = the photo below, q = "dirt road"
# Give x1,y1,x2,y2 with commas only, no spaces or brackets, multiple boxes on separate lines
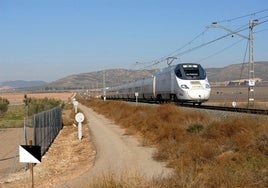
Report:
58,104,173,187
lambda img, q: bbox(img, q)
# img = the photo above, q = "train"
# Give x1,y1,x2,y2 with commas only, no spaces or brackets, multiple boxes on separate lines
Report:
105,63,211,105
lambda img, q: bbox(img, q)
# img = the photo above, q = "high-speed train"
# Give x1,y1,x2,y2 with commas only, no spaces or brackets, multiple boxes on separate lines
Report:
106,63,211,105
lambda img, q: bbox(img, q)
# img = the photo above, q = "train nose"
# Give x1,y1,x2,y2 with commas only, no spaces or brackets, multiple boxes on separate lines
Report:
187,90,210,100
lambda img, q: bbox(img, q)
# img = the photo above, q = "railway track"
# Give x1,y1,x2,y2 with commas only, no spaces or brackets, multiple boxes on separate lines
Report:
123,98,268,115
180,104,268,115
119,97,268,115
79,92,268,116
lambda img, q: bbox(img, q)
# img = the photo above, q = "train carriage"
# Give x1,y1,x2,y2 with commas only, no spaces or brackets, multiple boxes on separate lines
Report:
106,63,211,105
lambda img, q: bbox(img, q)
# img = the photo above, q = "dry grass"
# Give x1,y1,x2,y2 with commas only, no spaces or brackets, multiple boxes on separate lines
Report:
88,171,181,188
80,99,268,187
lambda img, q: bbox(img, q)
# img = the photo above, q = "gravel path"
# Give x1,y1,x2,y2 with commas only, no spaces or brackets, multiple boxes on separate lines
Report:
58,104,173,187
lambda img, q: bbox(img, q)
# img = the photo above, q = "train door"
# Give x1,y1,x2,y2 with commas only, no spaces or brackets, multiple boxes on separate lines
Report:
171,69,175,94
170,69,176,101
153,76,156,98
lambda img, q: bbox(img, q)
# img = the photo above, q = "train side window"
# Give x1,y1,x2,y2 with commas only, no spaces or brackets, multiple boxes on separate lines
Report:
175,68,183,78
199,67,206,79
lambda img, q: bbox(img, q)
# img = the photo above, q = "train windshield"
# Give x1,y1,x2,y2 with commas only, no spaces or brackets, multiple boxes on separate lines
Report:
175,64,206,80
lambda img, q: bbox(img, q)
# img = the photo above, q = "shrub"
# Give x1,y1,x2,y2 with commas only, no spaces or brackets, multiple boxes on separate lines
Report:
25,96,62,116
186,124,204,133
0,97,9,116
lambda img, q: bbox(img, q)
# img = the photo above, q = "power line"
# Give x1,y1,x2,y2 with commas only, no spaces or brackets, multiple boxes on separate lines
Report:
136,11,267,70
215,8,268,23
136,29,245,69
195,38,245,63
200,18,268,63
136,29,209,69
167,25,249,59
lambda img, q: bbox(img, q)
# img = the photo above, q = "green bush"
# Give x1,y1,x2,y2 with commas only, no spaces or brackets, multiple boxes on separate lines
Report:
24,95,62,116
186,123,204,133
0,98,10,116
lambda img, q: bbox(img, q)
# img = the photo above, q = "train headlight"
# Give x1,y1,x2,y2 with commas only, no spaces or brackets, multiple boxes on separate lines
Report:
205,84,210,89
181,84,189,89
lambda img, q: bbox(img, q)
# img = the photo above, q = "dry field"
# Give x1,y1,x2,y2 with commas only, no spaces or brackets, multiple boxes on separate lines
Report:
1,92,74,105
208,85,268,108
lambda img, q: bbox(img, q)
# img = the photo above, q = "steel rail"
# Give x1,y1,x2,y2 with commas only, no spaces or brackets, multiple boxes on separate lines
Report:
90,94,268,116
180,104,268,115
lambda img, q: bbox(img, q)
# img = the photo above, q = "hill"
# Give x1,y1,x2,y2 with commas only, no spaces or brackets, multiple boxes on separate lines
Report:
44,61,268,90
44,69,156,90
9,61,268,91
206,61,268,83
0,80,47,90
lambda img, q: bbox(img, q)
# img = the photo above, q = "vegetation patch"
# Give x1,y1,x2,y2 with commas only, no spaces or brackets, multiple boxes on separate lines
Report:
24,95,63,116
0,97,64,128
0,98,9,116
0,105,25,128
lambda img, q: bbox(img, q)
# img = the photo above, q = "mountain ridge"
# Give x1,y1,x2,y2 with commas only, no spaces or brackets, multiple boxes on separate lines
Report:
1,61,268,91
0,80,47,89
45,61,268,89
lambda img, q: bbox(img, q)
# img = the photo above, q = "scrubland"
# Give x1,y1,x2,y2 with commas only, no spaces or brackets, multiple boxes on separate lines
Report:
81,99,268,188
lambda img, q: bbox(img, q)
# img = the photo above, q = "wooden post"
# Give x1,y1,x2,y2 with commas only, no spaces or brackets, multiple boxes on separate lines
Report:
29,140,34,188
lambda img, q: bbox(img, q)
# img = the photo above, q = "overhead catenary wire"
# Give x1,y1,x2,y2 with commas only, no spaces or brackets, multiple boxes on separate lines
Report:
137,28,209,68
137,23,250,69
215,8,268,23
253,18,268,34
194,17,268,64
135,10,268,70
195,38,245,63
140,26,249,69
161,29,209,61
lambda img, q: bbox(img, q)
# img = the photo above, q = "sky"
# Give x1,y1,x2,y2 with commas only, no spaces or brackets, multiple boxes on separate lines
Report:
0,0,268,82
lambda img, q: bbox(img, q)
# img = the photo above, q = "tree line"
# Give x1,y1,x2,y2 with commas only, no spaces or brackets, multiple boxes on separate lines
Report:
0,98,9,116
23,95,62,116
0,95,62,117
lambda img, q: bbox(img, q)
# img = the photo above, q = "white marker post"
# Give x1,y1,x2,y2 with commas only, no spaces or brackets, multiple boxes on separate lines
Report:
135,92,139,104
75,112,85,140
232,101,237,108
73,100,79,113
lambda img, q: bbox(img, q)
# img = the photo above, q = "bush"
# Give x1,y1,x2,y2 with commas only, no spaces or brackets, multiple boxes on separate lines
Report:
24,96,62,116
0,97,9,116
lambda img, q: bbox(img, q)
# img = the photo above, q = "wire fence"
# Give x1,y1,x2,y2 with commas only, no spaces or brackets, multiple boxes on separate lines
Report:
33,106,62,156
0,106,63,181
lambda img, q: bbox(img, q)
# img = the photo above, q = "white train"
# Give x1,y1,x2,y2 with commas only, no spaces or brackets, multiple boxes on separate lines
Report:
106,63,211,105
